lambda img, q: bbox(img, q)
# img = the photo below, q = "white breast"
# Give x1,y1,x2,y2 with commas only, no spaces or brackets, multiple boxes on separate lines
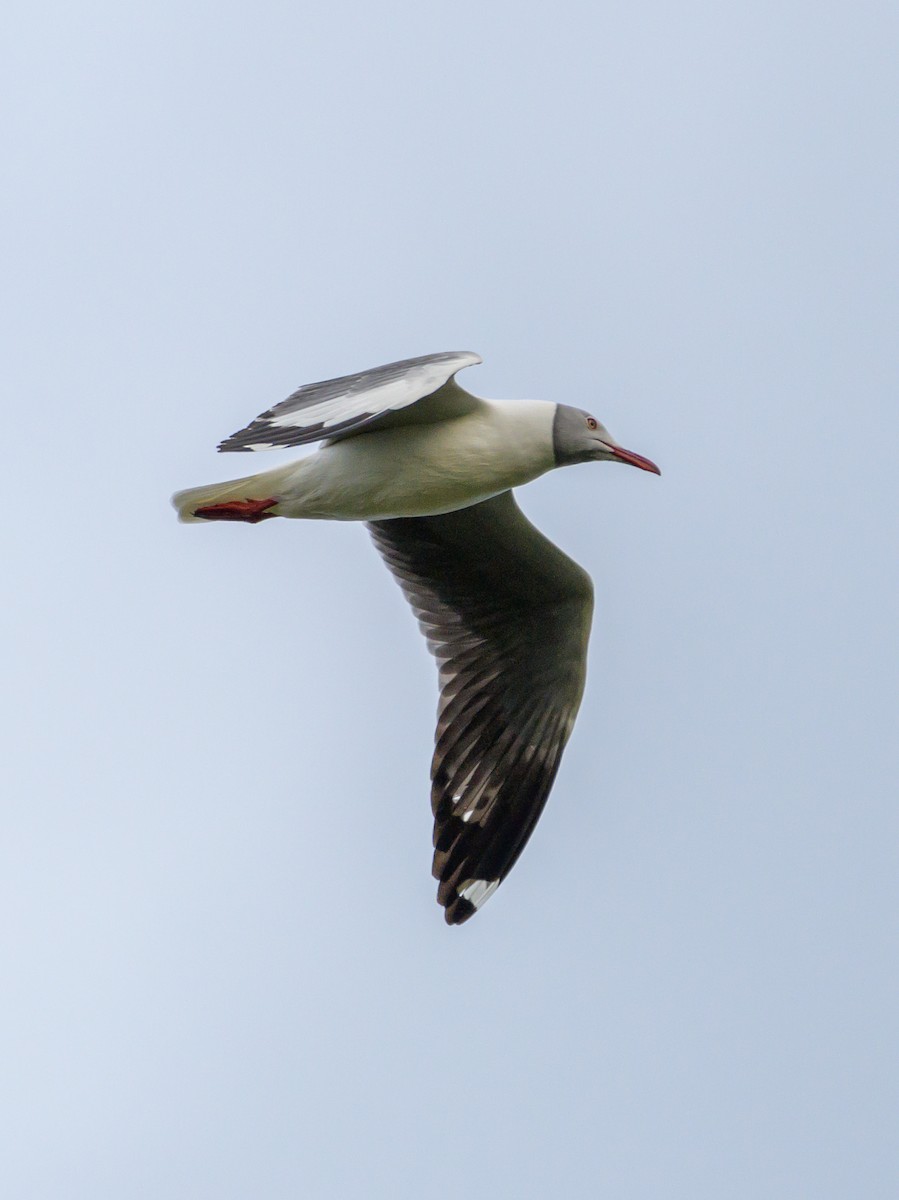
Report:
275,399,557,521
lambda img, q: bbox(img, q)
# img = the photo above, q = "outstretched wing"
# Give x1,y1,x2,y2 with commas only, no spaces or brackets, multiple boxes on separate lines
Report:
218,351,482,452
368,491,594,924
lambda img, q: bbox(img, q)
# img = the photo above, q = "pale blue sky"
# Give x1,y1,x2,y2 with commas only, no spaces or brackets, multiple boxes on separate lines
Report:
3,1,897,1196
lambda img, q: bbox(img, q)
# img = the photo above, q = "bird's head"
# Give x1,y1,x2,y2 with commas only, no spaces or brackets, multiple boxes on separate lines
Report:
552,403,661,474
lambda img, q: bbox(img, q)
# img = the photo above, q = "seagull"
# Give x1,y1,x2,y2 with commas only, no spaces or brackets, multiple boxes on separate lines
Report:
173,351,659,924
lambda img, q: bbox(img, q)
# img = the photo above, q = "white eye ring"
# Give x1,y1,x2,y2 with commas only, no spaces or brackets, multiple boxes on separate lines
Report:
586,417,598,430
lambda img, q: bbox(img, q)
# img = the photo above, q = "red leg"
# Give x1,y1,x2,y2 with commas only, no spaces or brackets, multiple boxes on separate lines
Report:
193,497,279,523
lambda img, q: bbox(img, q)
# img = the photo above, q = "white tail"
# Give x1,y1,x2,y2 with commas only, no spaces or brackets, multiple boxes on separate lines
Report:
171,465,292,523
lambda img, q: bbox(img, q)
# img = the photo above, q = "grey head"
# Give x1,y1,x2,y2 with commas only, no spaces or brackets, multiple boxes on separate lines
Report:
552,403,661,474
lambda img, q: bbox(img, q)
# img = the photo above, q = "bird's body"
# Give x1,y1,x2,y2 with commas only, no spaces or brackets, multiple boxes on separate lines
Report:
176,394,556,523
173,351,659,924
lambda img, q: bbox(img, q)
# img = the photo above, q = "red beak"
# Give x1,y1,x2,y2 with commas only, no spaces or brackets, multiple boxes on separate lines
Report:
608,445,661,475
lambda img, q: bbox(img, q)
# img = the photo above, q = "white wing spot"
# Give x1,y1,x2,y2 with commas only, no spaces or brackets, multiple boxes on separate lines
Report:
267,365,454,430
458,879,499,910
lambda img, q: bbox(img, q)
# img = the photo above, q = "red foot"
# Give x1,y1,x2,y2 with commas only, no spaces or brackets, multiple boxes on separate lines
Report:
194,497,279,523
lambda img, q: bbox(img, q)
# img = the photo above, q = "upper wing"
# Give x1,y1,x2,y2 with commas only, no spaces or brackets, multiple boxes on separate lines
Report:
218,350,482,452
368,491,594,925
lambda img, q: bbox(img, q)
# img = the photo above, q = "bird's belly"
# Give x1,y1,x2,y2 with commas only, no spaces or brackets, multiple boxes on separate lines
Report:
274,418,555,521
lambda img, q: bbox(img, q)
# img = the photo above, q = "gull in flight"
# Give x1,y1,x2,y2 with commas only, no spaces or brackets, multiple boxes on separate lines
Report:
173,351,659,924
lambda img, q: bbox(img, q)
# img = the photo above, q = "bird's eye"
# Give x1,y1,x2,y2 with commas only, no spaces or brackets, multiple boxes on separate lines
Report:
586,417,598,430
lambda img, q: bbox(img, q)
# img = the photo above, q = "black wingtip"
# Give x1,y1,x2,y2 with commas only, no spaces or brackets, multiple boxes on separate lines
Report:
443,896,477,925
